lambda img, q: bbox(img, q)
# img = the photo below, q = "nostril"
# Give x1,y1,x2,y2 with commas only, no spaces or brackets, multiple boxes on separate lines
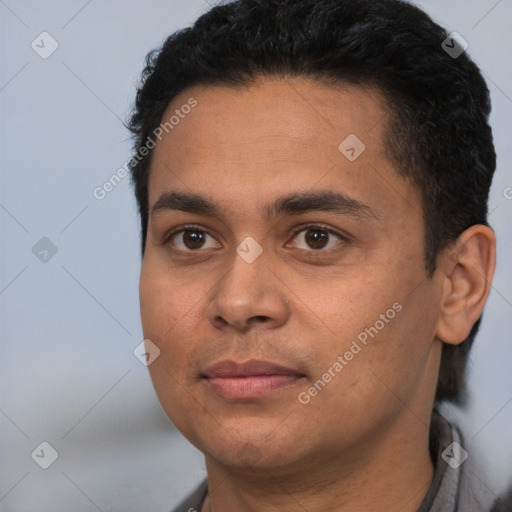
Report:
252,316,270,323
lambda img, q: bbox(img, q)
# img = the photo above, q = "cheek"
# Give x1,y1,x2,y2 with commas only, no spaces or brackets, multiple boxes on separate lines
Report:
139,261,202,429
140,255,198,337
139,258,197,377
353,282,440,408
308,260,433,387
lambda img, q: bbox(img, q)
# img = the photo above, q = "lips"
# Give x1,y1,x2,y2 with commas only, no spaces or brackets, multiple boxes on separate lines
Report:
202,359,303,378
202,359,305,399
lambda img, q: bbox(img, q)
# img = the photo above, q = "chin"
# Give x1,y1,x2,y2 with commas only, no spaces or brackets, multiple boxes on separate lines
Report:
196,424,306,471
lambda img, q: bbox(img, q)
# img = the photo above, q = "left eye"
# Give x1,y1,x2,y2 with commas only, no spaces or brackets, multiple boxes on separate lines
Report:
289,226,344,251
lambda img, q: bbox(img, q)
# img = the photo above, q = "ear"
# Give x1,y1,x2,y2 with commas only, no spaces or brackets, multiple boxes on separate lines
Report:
436,224,496,345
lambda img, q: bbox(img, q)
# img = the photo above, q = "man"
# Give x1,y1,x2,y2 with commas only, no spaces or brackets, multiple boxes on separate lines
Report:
127,0,506,510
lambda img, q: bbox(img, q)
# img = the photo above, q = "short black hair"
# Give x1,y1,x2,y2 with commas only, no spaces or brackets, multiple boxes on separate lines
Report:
127,0,496,405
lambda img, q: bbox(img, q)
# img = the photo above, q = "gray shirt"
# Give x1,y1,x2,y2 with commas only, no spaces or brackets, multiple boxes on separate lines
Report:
170,412,503,511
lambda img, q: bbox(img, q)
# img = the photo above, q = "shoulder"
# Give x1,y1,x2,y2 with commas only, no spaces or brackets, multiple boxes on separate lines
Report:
169,479,208,512
421,411,501,511
488,483,512,512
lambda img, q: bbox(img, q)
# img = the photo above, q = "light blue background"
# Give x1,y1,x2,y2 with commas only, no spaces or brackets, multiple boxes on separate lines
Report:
1,1,511,510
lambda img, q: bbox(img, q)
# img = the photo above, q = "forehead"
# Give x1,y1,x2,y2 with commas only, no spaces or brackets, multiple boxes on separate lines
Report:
152,77,388,164
147,77,417,221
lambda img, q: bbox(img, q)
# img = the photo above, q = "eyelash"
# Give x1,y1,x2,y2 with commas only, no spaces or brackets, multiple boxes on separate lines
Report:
162,223,348,253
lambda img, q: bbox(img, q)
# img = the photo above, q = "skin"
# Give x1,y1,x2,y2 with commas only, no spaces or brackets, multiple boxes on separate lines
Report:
139,77,496,511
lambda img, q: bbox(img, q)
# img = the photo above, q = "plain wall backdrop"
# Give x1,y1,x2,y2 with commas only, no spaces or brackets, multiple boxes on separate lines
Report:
1,1,511,510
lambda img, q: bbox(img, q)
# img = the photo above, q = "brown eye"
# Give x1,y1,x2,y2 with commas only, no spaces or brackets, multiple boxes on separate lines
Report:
290,226,345,251
182,230,207,249
167,228,220,251
304,229,329,249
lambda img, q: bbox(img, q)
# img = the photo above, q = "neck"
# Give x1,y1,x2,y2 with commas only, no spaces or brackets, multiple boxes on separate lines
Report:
201,411,435,512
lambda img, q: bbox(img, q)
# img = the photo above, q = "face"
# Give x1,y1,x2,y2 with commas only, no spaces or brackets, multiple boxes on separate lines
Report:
139,78,444,473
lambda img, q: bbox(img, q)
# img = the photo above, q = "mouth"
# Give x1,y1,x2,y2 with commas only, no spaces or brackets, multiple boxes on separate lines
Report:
201,359,306,400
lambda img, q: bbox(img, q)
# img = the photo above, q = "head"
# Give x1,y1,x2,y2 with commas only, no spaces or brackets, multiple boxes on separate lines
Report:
128,0,496,471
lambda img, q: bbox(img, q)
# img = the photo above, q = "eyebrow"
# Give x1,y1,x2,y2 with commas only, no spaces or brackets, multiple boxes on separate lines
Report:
151,190,379,220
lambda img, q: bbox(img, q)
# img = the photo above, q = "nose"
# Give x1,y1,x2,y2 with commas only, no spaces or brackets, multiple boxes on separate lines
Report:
206,244,290,333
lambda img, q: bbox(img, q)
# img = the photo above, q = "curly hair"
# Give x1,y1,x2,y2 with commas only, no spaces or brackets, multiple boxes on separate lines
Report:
127,0,496,405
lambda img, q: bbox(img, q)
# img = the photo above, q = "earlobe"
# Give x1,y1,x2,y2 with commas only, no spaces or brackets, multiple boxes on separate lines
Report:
436,225,496,345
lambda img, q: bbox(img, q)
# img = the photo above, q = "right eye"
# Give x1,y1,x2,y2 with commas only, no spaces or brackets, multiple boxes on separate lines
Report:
164,227,221,252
